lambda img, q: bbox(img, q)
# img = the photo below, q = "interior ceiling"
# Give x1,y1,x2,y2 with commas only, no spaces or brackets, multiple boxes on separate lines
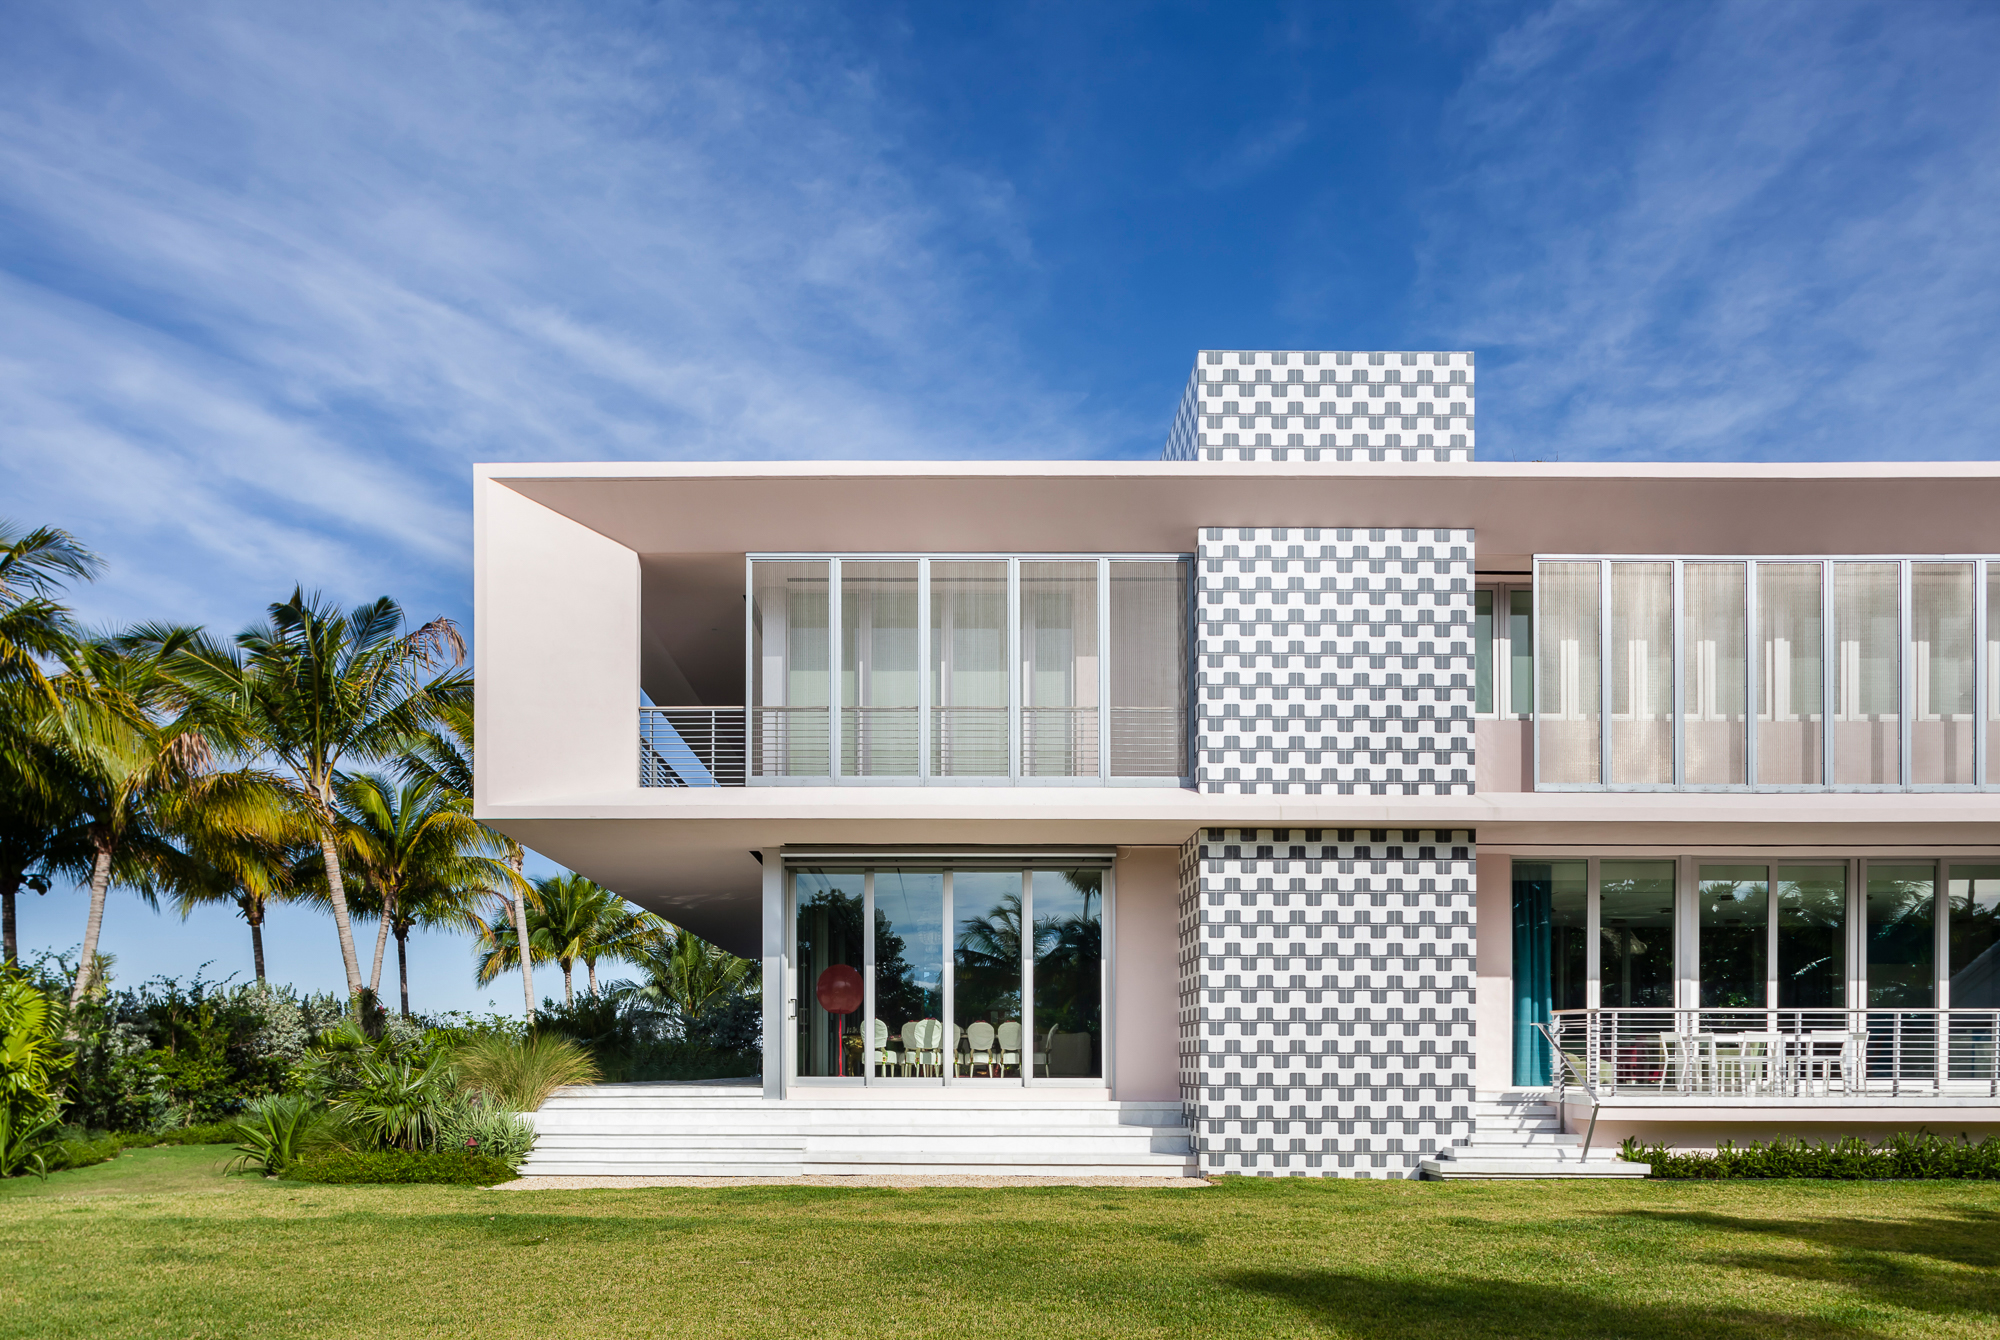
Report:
640,553,743,705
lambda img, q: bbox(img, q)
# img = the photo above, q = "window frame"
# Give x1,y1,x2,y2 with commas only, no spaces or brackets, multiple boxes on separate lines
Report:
1473,581,1533,720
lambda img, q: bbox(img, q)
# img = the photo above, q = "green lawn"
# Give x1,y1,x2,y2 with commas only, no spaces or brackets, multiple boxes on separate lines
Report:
1,1150,1996,1338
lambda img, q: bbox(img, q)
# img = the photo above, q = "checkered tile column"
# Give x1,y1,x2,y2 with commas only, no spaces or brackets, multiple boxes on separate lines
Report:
1164,350,1475,463
1182,827,1478,1179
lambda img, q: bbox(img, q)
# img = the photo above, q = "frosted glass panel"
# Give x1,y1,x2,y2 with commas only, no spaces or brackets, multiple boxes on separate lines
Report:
930,562,1008,777
841,561,918,777
1757,563,1823,785
1609,563,1672,784
1020,562,1100,777
1537,562,1600,784
1910,563,1974,785
752,560,830,776
1835,563,1901,785
1108,561,1186,776
1989,568,2000,785
1683,563,1747,785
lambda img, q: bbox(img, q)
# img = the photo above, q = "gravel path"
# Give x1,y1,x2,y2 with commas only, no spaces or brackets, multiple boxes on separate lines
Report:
492,1174,1212,1190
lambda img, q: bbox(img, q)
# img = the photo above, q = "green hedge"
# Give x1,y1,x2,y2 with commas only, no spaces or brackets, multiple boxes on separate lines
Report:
1622,1130,2000,1180
283,1149,518,1185
33,1124,245,1177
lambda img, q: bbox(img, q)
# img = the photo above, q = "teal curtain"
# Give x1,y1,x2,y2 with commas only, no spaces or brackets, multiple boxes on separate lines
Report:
1512,865,1553,1086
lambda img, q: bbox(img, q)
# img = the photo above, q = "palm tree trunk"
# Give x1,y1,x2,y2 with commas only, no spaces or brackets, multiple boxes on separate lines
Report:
368,891,394,996
318,829,364,998
395,924,410,1017
588,958,598,999
242,894,267,984
1,869,18,968
508,849,533,1021
70,837,114,1006
561,958,574,1008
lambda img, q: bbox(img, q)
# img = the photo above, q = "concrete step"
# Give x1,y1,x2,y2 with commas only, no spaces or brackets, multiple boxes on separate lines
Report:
1420,1154,1650,1180
1456,1132,1582,1148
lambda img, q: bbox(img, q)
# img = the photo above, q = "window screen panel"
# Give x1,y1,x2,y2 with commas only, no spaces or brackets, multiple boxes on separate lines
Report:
930,562,1008,777
1756,563,1823,785
1910,563,1974,784
1835,563,1901,785
1537,562,1601,784
1683,563,1747,785
1609,562,1672,784
1019,561,1100,777
752,560,830,776
841,561,918,776
1108,561,1186,776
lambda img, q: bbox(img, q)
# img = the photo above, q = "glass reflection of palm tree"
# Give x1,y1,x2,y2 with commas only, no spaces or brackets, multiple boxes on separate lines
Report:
956,891,1023,1033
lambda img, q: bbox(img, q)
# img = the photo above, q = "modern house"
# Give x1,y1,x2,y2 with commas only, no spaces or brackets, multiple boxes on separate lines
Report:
475,348,2000,1179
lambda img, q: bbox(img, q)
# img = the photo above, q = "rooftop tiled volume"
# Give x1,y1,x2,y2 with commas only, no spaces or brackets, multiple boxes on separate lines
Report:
1162,350,1476,463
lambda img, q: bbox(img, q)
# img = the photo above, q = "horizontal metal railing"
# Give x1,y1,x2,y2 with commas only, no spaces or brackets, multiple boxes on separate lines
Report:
640,707,747,787
1539,1007,2000,1101
841,706,919,777
1022,706,1099,777
932,706,1009,777
1108,705,1186,777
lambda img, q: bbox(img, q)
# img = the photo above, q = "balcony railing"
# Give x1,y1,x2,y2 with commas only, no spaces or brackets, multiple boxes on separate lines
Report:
640,708,747,787
1538,1007,2000,1104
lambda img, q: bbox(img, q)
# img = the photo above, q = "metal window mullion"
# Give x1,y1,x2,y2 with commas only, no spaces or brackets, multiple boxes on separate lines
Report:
1102,863,1117,1092
1850,857,1866,1011
1009,558,1022,783
745,556,757,781
918,559,932,785
1901,560,1913,789
1822,561,1836,787
861,870,875,1082
1099,556,1112,781
1020,869,1034,1087
829,558,843,783
941,870,954,1084
1679,855,1699,1012
1599,560,1612,786
1585,854,1601,1009
1672,560,1684,789
1767,864,1779,1012
1937,859,1952,1010
1746,562,1759,789
1531,564,1543,789
1979,560,1990,791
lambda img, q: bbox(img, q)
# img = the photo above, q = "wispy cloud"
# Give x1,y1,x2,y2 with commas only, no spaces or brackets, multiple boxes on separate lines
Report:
1418,0,2000,462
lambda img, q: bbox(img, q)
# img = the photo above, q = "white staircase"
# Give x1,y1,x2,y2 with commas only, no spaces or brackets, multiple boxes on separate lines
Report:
1419,1091,1649,1180
522,1085,1199,1178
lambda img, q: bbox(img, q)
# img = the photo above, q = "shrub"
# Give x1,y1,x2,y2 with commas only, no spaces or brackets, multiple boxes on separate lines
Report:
1622,1130,2000,1179
453,1033,598,1111
145,1123,241,1146
284,1149,517,1185
436,1094,536,1165
229,1094,338,1176
328,1052,456,1152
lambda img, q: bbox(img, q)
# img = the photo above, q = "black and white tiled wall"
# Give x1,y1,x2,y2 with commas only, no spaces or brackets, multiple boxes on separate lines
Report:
1179,827,1478,1178
1162,350,1475,463
1195,526,1477,797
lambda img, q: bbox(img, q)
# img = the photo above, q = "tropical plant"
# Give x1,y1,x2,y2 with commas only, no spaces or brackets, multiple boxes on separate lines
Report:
612,930,755,1039
435,1091,536,1163
167,794,309,984
0,735,90,969
451,1032,598,1111
0,1101,60,1180
328,1050,456,1153
164,591,469,1001
0,972,67,1179
476,874,667,1006
0,520,100,699
228,1092,335,1176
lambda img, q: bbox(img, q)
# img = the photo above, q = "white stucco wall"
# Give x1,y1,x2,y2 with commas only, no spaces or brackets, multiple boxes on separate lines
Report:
1112,846,1183,1102
1474,850,1514,1092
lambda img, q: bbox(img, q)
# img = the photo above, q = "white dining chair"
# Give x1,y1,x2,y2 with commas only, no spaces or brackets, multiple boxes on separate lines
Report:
996,1020,1022,1076
916,1018,944,1076
966,1020,997,1077
898,1020,924,1077
864,1018,895,1076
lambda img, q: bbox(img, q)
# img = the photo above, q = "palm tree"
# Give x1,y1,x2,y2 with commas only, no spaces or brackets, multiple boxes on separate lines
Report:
164,591,468,1000
330,771,508,1013
167,793,309,984
0,520,100,699
612,930,755,1037
476,873,666,1007
394,700,537,1020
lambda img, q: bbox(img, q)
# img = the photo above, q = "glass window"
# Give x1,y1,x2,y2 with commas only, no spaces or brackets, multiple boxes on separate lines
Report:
1474,589,1494,714
1508,590,1534,717
1835,563,1901,785
1866,863,1937,1007
1910,563,1975,785
1698,865,1768,1008
1989,567,2000,785
1537,563,1601,783
871,871,943,1077
930,562,1008,777
752,561,831,777
1511,860,1586,1085
1757,563,1823,785
794,871,864,1078
841,561,918,777
1600,861,1676,1008
1020,562,1100,777
954,871,1025,1078
1031,870,1103,1078
1609,563,1672,784
1776,866,1847,1009
1683,563,1747,785
1948,865,2000,1009
1108,561,1187,776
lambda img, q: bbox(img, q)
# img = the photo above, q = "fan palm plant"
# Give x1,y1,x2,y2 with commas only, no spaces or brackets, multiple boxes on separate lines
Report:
476,873,666,1006
161,591,469,1000
612,930,755,1036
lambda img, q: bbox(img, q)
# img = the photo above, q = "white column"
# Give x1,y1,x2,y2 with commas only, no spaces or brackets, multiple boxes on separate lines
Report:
761,849,786,1100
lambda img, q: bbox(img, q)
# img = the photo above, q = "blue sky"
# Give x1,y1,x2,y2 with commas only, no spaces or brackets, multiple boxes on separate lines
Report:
7,0,1999,1012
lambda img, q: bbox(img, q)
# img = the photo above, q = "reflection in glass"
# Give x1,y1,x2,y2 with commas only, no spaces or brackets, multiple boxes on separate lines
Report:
1512,860,1585,1084
1600,861,1676,1008
1537,563,1600,783
1910,564,1975,785
954,871,1025,1078
1474,589,1494,714
1610,564,1673,784
1948,865,2000,1009
871,871,943,1077
1776,866,1847,1009
930,562,1009,777
1509,590,1534,717
752,561,830,776
794,871,863,1077
1699,865,1768,1008
1108,561,1187,776
1683,563,1747,785
1020,562,1100,777
841,562,919,777
1757,563,1823,785
1835,563,1901,785
1867,864,1937,1007
1032,870,1103,1078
